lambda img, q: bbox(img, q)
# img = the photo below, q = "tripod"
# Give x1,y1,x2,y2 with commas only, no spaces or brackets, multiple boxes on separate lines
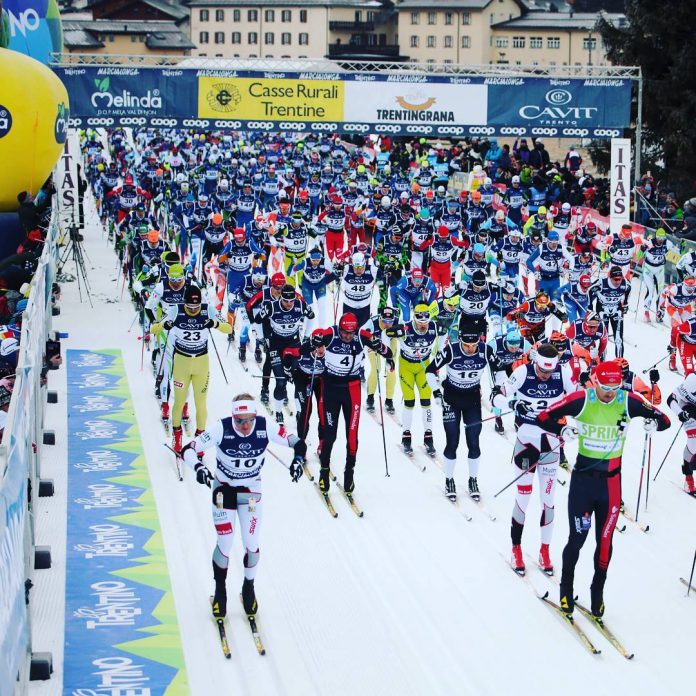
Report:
58,225,93,307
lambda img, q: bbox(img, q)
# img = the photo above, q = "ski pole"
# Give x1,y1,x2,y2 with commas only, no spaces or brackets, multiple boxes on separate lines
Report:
635,431,650,522
646,387,656,511
302,358,318,439
493,439,565,498
376,357,390,477
465,410,515,429
642,353,670,374
633,266,645,320
652,423,684,482
208,328,229,385
687,548,696,597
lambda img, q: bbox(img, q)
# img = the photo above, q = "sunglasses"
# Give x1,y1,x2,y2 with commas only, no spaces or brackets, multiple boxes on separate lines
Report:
233,415,256,425
596,383,621,392
414,312,430,321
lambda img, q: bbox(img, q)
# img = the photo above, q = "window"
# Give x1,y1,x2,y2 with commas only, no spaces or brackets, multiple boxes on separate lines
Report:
216,9,224,22
199,9,209,22
444,35,452,48
427,11,436,25
461,35,470,48
583,37,597,50
300,10,307,22
282,54,290,59
233,10,240,22
530,36,542,49
462,11,471,25
512,36,525,48
214,31,225,44
299,32,308,45
445,12,453,25
281,32,291,45
265,10,275,22
495,37,508,48
410,11,419,25
130,34,137,42
410,35,419,48
444,59,453,65
248,9,258,21
199,31,209,44
231,32,241,44
282,10,291,22
265,32,274,45
248,32,258,44
547,36,560,49
427,35,435,48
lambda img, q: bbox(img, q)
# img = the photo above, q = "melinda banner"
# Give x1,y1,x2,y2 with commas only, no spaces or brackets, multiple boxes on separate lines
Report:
53,66,632,138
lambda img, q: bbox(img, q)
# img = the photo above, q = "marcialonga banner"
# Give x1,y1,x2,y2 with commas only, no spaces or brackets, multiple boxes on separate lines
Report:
198,76,345,121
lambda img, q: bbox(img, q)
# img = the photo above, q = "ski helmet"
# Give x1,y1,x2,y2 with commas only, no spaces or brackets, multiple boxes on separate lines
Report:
379,306,396,324
579,274,593,290
280,284,296,301
471,270,486,288
271,273,286,288
184,285,202,305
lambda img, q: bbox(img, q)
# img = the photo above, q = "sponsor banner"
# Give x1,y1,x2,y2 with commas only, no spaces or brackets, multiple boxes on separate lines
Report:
609,137,632,235
487,77,632,131
198,76,344,121
53,66,198,123
344,81,487,128
54,67,632,136
66,349,188,695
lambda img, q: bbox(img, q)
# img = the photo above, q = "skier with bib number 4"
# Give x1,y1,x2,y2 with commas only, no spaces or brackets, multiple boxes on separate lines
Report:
181,394,307,620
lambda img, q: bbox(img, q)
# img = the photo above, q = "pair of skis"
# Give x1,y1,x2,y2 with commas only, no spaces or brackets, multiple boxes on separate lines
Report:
211,596,265,659
313,471,364,518
538,592,634,659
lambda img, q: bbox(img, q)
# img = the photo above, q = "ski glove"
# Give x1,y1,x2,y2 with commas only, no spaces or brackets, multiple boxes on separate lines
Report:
204,318,217,329
289,456,304,483
194,462,213,487
649,369,660,384
517,401,533,416
432,389,443,408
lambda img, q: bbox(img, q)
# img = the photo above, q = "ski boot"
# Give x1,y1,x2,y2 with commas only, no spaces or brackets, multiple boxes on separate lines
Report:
385,398,395,415
319,467,330,493
424,430,435,456
241,578,257,616
254,344,263,364
343,467,355,494
656,308,665,323
228,328,235,344
161,402,170,432
559,447,570,471
445,477,457,502
538,543,554,576
260,387,270,405
590,585,605,618
238,344,247,363
151,347,159,373
172,426,183,453
212,562,227,618
182,402,190,433
366,394,375,413
686,474,696,496
274,411,284,425
669,350,678,372
494,416,504,434
401,430,413,455
511,544,525,576
644,310,651,322
143,333,151,350
559,590,574,616
468,476,480,501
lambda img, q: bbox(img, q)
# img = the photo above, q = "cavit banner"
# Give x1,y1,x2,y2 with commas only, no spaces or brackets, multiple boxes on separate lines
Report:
53,66,632,138
65,349,188,695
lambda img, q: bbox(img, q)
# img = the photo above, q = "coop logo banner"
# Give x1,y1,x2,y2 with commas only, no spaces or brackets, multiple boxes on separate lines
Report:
198,76,345,122
344,81,487,126
487,78,632,129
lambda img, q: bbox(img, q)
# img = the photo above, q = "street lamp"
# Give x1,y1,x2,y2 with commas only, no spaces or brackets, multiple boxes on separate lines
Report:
586,30,593,66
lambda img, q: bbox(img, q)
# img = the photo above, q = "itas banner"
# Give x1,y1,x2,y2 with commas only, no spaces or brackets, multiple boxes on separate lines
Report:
54,129,80,230
53,66,633,138
609,137,632,235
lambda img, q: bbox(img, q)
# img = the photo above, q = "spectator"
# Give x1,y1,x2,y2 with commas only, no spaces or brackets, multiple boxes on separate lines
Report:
564,145,583,173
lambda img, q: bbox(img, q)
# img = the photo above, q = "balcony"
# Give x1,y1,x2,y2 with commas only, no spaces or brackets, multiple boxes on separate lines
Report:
328,43,401,58
329,21,375,32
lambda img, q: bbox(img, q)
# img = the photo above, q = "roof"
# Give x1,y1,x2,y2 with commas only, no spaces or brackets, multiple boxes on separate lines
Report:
396,0,493,8
493,11,626,30
63,23,106,48
88,0,190,20
185,0,382,6
146,32,196,48
73,19,186,33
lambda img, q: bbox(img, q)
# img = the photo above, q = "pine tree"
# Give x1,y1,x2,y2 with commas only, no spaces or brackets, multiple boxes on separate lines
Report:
598,1,696,193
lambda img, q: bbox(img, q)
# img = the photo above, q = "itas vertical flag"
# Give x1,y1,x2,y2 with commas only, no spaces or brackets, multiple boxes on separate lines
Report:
55,128,79,229
609,138,632,234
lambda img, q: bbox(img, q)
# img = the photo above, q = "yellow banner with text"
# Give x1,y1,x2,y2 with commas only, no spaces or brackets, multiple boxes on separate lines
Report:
198,77,344,121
